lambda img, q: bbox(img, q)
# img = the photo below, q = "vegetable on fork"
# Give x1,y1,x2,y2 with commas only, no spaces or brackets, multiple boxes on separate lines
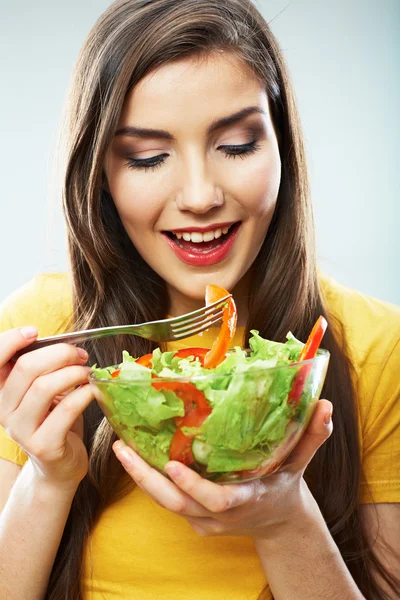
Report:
203,284,237,369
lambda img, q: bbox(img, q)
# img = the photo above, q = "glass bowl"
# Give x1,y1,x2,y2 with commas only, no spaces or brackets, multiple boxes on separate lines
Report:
88,349,329,483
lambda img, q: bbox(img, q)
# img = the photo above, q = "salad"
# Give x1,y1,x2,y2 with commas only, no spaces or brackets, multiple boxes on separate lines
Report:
90,285,329,481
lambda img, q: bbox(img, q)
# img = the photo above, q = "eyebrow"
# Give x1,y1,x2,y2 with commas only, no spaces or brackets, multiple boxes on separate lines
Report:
114,106,265,140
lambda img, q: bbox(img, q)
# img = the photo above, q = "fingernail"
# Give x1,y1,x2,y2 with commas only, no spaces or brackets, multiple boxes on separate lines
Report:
20,326,38,339
324,410,333,425
77,348,88,361
113,440,124,451
116,448,134,467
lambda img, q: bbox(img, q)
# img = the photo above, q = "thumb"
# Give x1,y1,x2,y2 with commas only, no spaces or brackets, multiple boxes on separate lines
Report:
283,399,333,473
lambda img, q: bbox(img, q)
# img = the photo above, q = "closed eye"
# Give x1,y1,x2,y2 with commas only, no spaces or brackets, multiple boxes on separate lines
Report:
218,140,261,159
125,153,169,171
125,140,260,171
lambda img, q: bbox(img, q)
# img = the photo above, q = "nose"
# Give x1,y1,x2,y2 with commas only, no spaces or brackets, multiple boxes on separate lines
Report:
175,155,224,214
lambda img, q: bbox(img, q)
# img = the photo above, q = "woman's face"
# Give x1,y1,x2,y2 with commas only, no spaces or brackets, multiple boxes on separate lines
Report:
104,52,281,315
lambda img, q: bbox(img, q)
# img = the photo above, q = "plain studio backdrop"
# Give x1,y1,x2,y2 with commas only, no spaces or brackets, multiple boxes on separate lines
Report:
0,0,399,306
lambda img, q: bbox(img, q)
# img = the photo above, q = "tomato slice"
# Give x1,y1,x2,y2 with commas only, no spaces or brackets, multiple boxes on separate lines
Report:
153,381,212,465
152,381,210,422
173,347,208,366
169,427,195,465
287,316,328,407
111,369,120,378
203,284,237,369
169,405,212,465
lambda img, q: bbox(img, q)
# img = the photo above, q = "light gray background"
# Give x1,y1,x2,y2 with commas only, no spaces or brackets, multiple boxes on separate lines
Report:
1,0,399,306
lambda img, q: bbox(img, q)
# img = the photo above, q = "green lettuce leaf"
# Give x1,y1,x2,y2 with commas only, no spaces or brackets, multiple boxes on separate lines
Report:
248,329,303,364
131,425,176,470
91,328,317,476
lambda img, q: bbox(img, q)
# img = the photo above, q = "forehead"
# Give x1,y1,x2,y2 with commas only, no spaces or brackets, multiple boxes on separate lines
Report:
119,52,269,131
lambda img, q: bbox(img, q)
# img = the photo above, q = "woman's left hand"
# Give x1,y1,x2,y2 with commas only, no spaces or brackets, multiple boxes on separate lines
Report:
112,399,333,540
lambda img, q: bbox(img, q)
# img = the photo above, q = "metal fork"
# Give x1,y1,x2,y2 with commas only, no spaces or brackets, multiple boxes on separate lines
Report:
15,294,231,357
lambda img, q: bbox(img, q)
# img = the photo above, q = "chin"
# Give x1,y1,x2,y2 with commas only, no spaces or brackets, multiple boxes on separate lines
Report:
173,270,244,300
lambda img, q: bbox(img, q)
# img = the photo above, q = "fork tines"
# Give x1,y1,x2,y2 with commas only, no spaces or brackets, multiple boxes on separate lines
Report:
171,294,231,339
172,310,224,338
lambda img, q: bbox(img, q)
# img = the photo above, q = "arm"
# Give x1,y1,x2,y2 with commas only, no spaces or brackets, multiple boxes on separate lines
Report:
0,328,95,600
0,459,78,600
0,458,21,512
254,484,365,600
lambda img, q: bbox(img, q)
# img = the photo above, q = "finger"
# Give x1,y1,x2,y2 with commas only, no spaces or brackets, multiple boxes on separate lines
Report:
70,413,84,439
283,399,333,473
164,461,257,513
0,326,38,385
33,383,94,445
6,366,91,441
1,343,89,414
0,362,13,388
113,442,208,518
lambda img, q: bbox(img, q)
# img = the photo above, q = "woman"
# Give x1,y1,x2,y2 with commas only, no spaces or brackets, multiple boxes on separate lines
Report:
0,1,399,599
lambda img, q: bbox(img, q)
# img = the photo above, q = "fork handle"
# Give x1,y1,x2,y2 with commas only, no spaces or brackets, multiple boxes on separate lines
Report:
12,324,141,360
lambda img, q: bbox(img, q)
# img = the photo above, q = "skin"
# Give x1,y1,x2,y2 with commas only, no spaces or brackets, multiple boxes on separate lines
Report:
104,52,281,322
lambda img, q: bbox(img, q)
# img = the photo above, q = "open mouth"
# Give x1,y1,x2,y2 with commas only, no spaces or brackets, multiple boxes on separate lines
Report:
164,222,240,253
162,222,241,266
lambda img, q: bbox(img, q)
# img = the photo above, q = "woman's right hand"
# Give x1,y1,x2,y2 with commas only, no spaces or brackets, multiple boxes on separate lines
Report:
0,326,95,491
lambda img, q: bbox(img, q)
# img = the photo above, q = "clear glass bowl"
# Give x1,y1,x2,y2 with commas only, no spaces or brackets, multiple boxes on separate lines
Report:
89,350,329,483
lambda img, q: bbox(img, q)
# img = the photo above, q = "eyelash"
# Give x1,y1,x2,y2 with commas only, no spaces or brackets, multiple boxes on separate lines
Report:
125,140,261,172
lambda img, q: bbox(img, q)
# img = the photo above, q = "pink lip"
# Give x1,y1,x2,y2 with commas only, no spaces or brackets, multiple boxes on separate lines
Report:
166,221,237,234
162,223,241,267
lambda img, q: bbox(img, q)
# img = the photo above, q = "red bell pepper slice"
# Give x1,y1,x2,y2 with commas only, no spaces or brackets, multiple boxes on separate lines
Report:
111,369,120,378
287,316,328,407
298,316,328,361
173,347,208,365
203,284,237,369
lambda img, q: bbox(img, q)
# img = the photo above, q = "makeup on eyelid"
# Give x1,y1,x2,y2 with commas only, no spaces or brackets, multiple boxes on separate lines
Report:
115,121,266,162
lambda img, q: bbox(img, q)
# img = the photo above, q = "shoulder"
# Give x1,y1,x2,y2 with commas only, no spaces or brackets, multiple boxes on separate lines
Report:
320,275,400,462
319,273,400,372
0,272,73,336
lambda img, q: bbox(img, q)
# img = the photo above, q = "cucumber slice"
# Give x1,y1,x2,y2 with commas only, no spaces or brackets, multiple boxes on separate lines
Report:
192,439,212,465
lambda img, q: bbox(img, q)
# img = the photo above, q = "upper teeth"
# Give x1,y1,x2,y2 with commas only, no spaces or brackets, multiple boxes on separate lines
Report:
174,226,230,242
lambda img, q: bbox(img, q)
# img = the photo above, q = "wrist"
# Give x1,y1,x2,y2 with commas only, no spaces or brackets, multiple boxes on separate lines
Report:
253,478,325,546
24,460,81,501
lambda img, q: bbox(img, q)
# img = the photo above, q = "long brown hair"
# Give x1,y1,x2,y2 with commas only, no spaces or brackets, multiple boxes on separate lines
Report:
47,1,399,598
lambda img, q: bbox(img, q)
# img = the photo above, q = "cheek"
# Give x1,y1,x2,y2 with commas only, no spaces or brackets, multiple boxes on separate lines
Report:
225,149,281,216
108,170,164,231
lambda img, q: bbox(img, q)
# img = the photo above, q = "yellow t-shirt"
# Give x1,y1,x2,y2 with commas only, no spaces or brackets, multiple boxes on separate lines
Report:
0,272,399,600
